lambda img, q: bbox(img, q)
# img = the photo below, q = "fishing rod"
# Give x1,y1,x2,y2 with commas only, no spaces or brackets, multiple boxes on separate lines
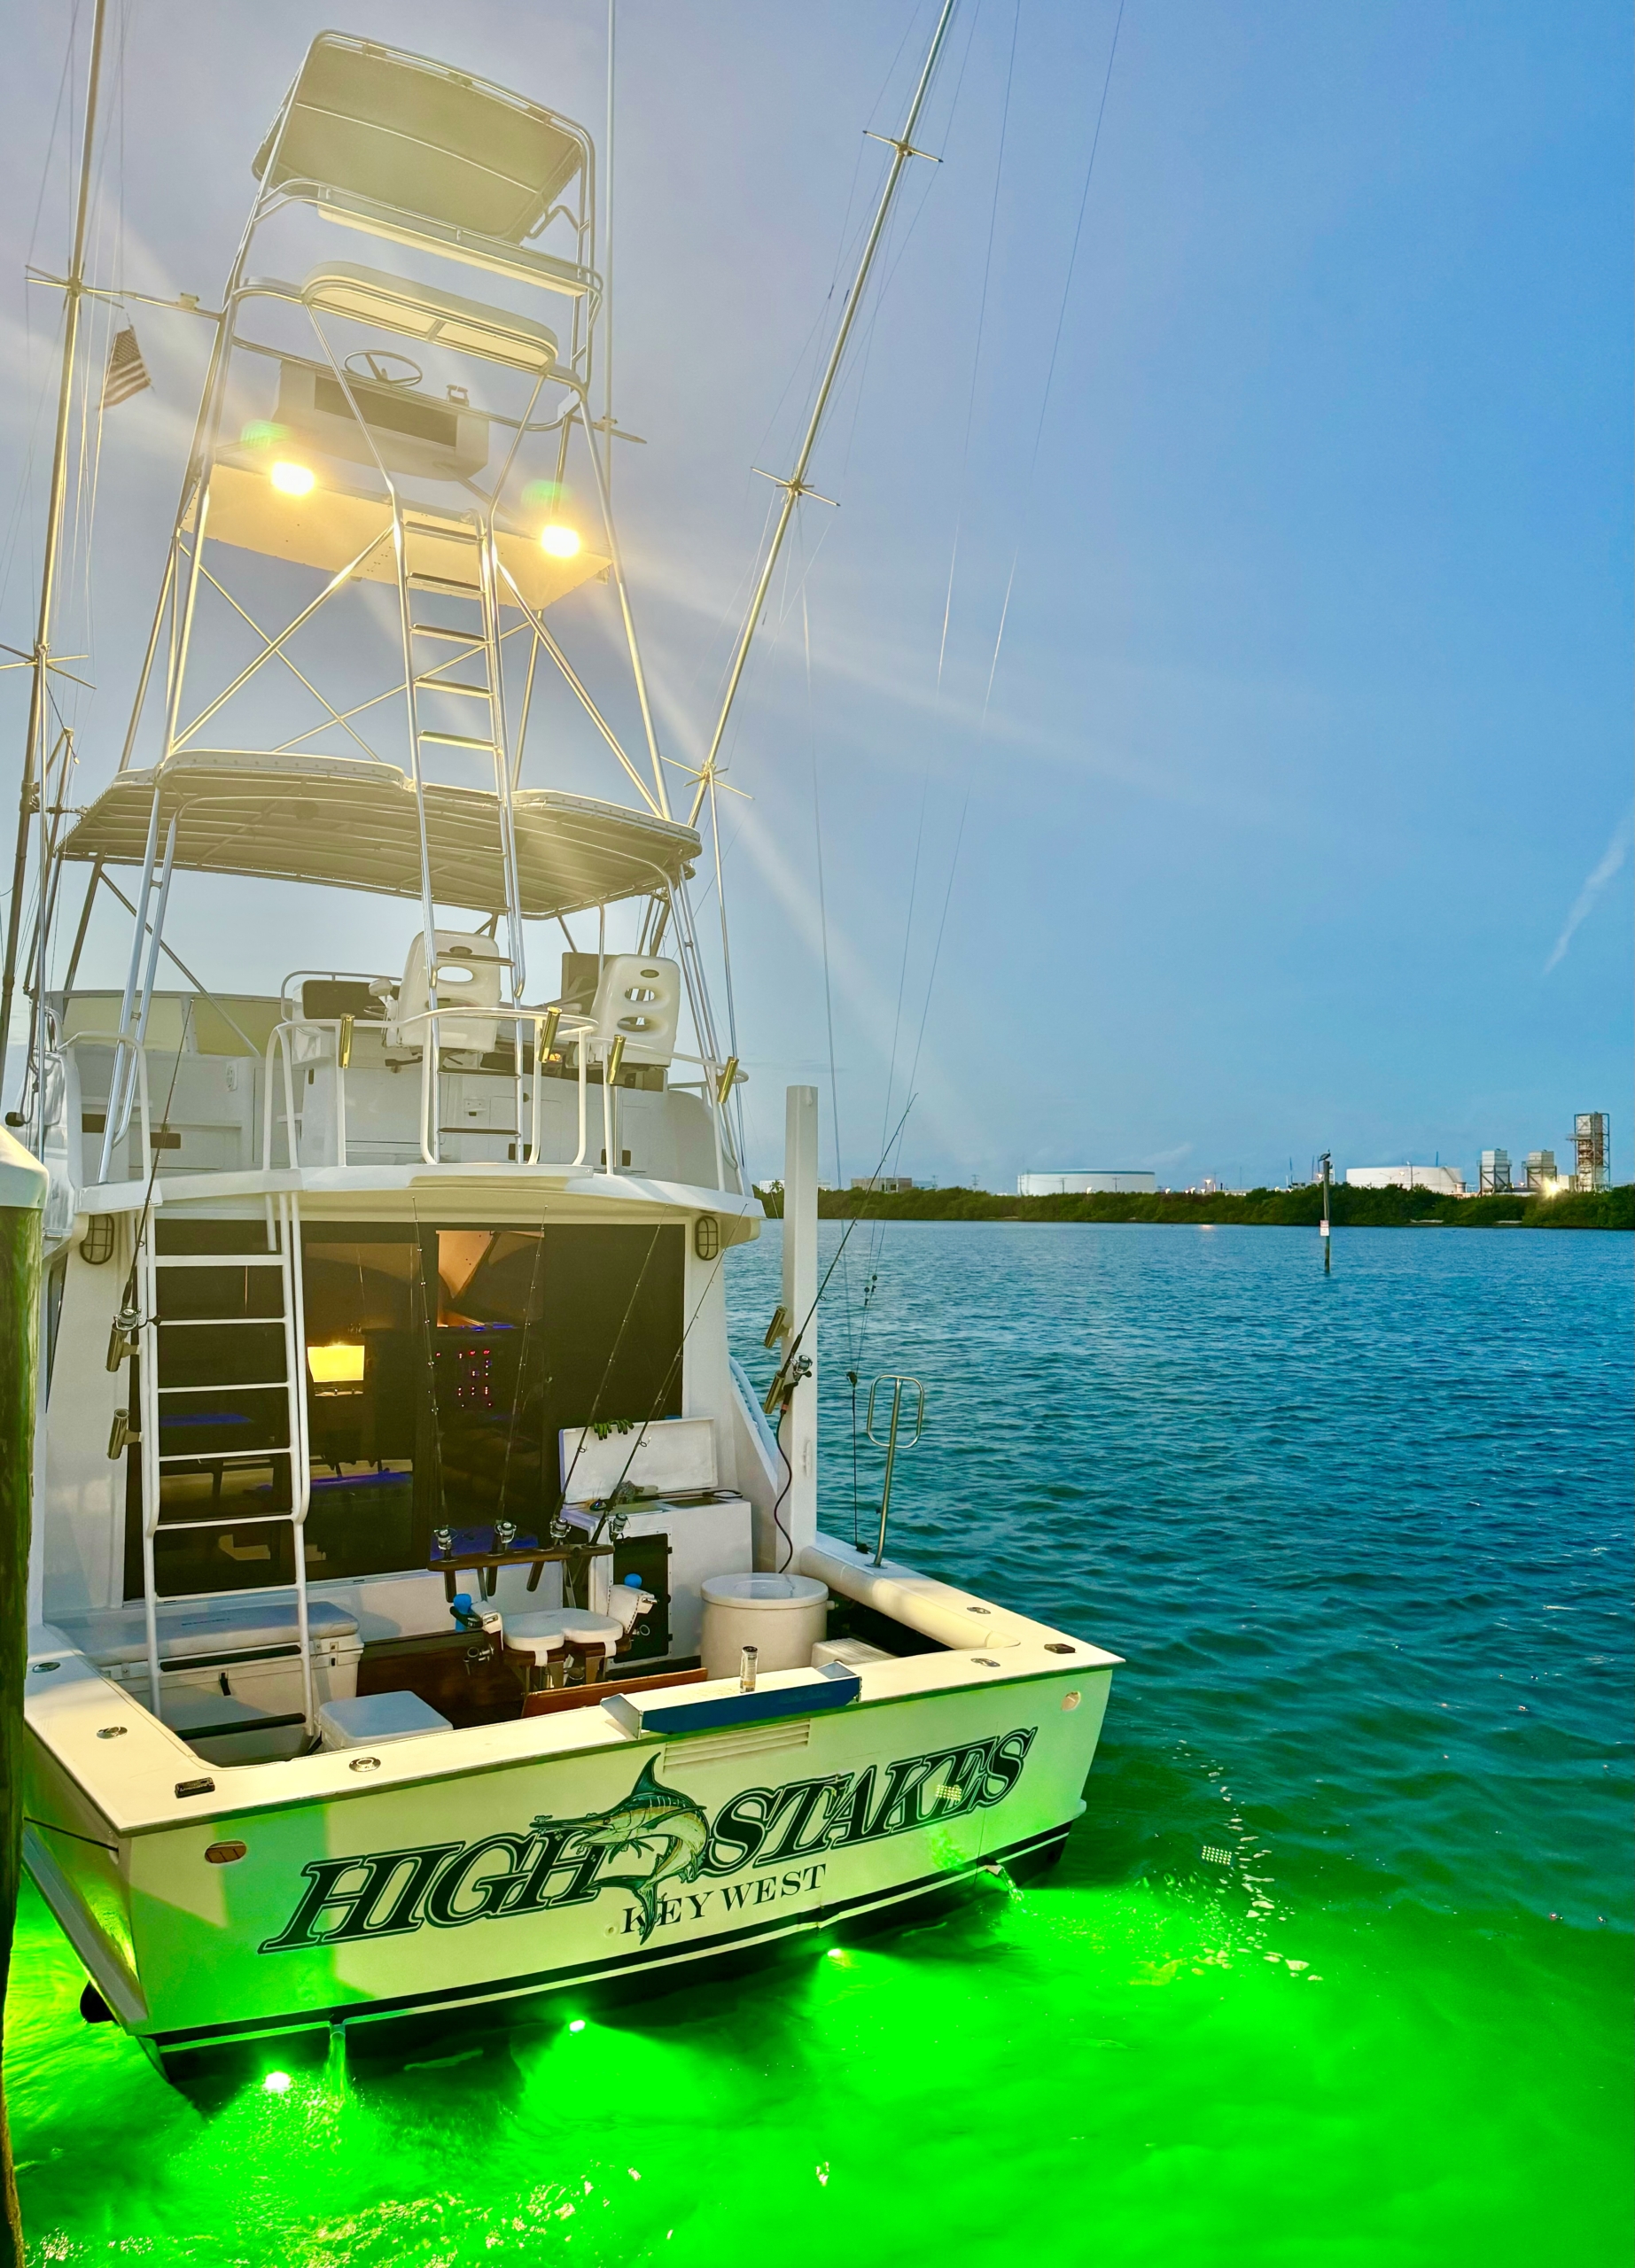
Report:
1,0,110,1108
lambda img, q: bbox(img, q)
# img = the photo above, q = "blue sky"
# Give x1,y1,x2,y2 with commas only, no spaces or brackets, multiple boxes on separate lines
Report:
1,1,1628,1188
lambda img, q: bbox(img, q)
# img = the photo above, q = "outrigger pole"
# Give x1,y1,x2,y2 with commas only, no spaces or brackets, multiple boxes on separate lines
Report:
686,0,958,827
0,0,110,1111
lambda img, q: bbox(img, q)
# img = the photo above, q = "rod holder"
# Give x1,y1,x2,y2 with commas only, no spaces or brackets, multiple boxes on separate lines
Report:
739,1645,759,1692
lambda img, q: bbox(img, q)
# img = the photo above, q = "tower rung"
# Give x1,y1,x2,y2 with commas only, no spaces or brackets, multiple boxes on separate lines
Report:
414,677,493,699
152,1511,301,1534
408,573,479,594
419,731,499,752
155,1445,292,1466
152,1253,284,1269
157,1379,289,1394
410,625,485,646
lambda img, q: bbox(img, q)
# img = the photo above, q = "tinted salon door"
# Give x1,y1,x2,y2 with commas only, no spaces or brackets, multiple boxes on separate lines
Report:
132,1219,692,1596
433,1223,686,1525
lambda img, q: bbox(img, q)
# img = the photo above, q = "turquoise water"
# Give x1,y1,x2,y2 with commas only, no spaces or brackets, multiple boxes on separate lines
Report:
8,1223,1630,2263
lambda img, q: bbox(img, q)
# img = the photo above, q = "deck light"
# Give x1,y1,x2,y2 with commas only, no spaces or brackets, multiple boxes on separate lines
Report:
269,460,315,497
307,1343,364,1383
539,523,580,558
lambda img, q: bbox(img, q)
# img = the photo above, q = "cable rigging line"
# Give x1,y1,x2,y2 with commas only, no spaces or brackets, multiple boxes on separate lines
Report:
906,0,1126,1116
874,0,1016,1194
687,0,960,831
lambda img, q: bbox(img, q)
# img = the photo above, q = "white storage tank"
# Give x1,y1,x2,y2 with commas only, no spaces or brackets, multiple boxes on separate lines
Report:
700,1573,829,1678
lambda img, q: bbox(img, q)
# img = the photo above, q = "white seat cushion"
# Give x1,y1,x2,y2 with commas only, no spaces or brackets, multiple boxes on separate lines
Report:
317,1691,451,1749
507,1610,622,1649
504,1623,565,1664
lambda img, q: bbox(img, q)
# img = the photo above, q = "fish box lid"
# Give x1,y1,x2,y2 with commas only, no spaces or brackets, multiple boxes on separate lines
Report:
602,1664,860,1739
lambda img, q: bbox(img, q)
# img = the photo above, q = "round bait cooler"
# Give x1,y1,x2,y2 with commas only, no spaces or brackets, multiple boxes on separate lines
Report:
699,1572,829,1679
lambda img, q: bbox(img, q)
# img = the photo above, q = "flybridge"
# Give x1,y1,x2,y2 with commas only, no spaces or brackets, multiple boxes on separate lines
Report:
23,27,742,1220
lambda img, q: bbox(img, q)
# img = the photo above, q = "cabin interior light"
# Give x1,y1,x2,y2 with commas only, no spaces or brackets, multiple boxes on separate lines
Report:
269,460,316,496
539,523,580,558
307,1342,365,1383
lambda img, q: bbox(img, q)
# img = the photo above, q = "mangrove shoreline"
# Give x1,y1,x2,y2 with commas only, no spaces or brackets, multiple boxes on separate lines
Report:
757,1184,1634,1231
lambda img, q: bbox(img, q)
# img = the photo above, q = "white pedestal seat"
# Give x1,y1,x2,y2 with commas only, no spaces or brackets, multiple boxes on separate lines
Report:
504,1609,625,1689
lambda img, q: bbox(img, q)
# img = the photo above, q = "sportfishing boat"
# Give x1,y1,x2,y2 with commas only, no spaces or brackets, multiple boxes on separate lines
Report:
11,19,1119,2078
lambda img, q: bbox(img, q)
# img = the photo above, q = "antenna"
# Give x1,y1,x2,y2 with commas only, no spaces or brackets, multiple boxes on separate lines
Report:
688,0,959,827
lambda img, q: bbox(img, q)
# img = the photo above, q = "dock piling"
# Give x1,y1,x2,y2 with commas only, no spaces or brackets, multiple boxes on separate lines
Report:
0,1129,47,2267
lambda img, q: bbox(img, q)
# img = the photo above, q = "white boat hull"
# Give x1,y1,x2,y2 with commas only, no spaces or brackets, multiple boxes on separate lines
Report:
27,1665,1110,2062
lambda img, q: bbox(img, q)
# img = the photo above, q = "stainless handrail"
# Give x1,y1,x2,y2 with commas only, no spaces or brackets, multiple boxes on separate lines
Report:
864,1374,926,1567
668,1047,742,1192
262,1009,595,1171
64,1030,152,1190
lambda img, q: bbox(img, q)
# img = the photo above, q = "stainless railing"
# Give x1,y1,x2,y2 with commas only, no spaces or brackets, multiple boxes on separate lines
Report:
261,1008,598,1171
62,1030,152,1187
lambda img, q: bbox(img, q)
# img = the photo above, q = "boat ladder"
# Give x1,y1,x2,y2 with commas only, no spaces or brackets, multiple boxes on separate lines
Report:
399,509,526,975
133,1193,315,1734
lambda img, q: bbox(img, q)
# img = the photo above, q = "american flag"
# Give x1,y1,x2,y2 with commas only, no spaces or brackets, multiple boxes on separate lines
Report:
101,324,151,408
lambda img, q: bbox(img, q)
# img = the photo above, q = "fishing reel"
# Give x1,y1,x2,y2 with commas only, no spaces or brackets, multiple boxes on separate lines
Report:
761,1351,813,1417
105,1301,141,1373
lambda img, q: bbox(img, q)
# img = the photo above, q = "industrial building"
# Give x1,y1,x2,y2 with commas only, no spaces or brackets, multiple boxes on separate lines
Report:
1574,1112,1611,1192
1016,1170,1157,1196
1524,1150,1558,1192
1480,1148,1512,1195
1346,1165,1467,1196
1349,1112,1610,1202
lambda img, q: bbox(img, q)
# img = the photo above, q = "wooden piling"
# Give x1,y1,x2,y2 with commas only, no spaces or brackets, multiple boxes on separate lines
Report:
0,1129,46,2268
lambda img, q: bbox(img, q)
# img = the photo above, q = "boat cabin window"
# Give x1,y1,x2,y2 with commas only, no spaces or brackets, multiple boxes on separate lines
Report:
125,1220,685,1599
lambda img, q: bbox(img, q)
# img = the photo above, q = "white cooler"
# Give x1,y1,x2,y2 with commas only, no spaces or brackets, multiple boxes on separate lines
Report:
700,1573,829,1679
318,1691,451,1749
58,1596,362,1722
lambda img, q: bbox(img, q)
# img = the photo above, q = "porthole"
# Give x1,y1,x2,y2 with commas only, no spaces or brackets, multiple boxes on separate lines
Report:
694,1215,720,1261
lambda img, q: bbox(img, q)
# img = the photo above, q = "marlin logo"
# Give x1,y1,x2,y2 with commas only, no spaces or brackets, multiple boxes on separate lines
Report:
260,1726,1039,1956
531,1759,709,1944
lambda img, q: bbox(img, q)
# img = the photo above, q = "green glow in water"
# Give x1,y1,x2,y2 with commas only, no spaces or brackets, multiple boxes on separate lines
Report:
7,1861,1626,2265
12,1231,1629,2261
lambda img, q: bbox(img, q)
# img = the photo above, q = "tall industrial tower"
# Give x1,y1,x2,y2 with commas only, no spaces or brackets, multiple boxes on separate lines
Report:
1573,1113,1610,1192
